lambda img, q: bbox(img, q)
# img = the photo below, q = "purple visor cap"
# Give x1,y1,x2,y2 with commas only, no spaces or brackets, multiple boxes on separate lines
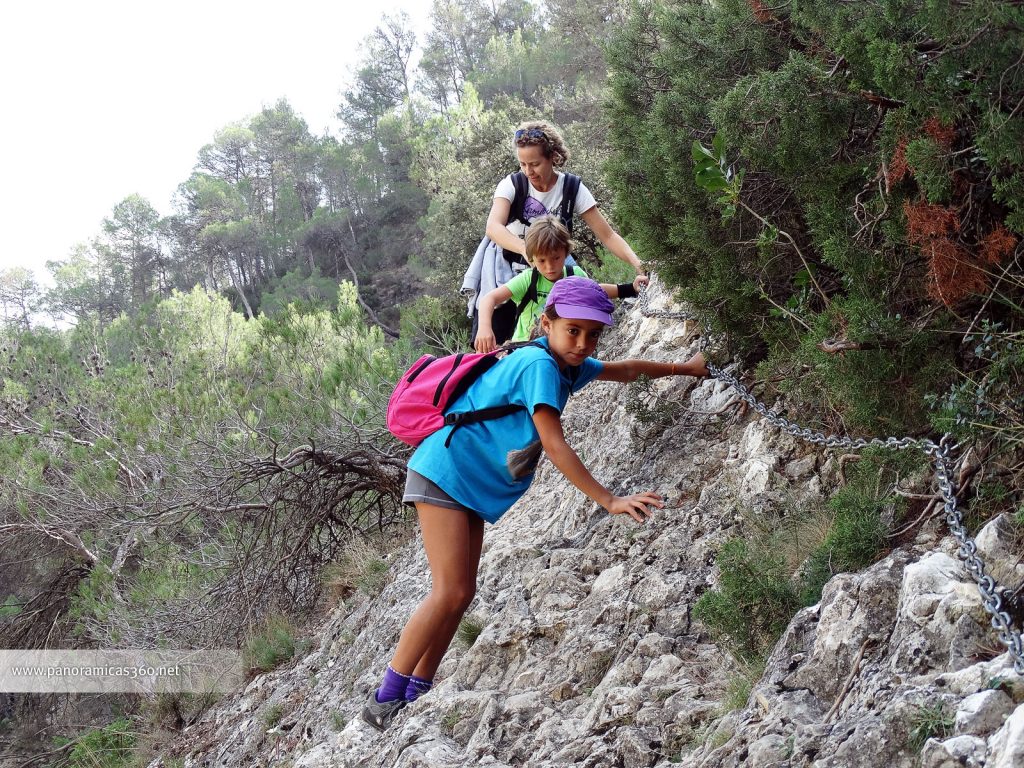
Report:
544,276,615,326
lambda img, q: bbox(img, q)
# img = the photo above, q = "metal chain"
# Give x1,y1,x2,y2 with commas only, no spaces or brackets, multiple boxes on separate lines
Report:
637,284,1024,673
636,284,700,321
931,436,1024,675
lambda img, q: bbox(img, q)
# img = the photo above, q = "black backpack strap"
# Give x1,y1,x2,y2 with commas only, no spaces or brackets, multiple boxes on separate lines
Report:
559,173,581,234
443,404,524,447
515,269,542,317
501,172,531,267
442,341,581,447
514,266,576,326
509,172,529,226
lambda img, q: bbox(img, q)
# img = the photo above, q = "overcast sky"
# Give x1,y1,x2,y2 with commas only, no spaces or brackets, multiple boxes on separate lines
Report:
0,0,434,282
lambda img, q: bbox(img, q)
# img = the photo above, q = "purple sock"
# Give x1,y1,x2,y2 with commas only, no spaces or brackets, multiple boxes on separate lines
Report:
405,675,433,702
376,665,411,703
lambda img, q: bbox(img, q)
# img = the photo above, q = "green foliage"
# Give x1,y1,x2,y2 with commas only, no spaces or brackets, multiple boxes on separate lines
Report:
801,448,920,603
440,706,465,736
55,717,136,768
259,267,341,317
455,613,486,649
329,711,346,731
908,703,954,752
607,0,1024,444
0,595,21,618
693,539,802,661
692,135,744,220
398,294,471,356
721,662,763,713
697,448,918,658
929,323,1024,447
324,541,391,599
903,137,952,204
263,703,285,728
244,614,298,674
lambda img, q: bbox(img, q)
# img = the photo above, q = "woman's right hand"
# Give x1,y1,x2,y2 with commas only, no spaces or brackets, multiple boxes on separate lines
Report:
474,330,498,353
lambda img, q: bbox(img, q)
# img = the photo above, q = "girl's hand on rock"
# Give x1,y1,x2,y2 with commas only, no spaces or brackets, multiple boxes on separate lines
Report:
606,492,663,523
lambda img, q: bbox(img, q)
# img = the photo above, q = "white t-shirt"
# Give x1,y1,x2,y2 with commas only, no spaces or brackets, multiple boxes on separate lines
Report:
494,172,598,237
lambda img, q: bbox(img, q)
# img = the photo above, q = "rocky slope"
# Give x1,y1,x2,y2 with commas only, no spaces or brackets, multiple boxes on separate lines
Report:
150,283,1024,768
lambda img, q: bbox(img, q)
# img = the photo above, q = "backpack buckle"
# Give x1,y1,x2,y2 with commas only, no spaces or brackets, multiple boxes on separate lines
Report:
443,413,461,426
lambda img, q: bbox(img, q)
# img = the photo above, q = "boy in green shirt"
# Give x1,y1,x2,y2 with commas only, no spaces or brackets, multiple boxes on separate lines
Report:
473,215,644,352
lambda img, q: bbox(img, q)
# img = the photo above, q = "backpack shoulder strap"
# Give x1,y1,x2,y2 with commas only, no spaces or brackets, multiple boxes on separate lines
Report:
509,172,529,226
515,268,542,317
559,173,582,234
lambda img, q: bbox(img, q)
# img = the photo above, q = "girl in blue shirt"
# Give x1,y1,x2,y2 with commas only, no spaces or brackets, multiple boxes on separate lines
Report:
363,277,709,730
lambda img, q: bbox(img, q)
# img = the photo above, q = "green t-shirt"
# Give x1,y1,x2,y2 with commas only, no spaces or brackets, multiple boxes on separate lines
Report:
505,265,589,342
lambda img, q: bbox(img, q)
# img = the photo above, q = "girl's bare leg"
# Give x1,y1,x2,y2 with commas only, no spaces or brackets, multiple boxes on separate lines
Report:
389,502,485,680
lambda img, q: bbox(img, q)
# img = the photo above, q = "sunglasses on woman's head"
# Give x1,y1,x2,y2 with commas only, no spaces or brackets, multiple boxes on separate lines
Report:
514,128,546,140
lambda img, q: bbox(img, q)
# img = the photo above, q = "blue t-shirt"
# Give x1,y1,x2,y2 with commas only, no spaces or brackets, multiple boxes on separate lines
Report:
407,338,604,523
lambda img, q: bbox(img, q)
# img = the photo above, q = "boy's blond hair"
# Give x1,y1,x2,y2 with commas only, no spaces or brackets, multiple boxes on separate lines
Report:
524,214,573,261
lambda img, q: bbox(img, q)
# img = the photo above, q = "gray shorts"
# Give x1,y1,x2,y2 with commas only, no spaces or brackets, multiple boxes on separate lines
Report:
403,469,478,515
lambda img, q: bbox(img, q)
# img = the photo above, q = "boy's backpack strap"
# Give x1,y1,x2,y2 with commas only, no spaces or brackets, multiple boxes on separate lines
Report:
509,172,529,226
514,266,577,325
559,173,581,234
515,269,542,318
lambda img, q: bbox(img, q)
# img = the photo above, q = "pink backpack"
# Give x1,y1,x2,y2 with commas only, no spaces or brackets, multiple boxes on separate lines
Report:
387,344,543,447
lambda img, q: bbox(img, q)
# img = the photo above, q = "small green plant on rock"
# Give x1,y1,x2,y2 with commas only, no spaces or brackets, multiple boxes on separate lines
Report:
263,703,284,729
908,703,953,752
329,711,346,731
455,613,486,649
440,707,465,736
244,613,298,673
324,541,391,599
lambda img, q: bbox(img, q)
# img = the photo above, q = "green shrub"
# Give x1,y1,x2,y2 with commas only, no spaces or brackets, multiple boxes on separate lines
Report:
56,717,136,768
324,541,391,599
244,613,298,674
721,662,763,713
263,703,284,729
693,539,802,661
799,447,920,604
607,0,1024,443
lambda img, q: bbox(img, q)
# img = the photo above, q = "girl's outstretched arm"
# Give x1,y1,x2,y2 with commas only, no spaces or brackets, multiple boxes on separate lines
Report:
597,351,709,383
532,404,663,524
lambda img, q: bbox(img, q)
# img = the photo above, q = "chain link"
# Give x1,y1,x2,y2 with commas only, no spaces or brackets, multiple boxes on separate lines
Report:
636,284,701,321
637,284,1024,674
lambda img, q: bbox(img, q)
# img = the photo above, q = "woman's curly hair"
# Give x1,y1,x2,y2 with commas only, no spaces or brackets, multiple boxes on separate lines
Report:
514,120,570,167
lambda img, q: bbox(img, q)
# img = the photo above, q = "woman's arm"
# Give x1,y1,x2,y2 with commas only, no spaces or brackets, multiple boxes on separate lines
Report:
580,206,648,284
485,197,528,257
474,285,514,353
532,405,663,523
597,352,709,383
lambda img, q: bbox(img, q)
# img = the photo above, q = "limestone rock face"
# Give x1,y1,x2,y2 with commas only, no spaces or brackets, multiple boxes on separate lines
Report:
149,283,1024,768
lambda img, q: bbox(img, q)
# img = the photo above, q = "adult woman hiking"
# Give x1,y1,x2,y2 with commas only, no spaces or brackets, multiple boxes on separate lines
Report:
463,120,650,346
488,120,647,280
362,277,709,731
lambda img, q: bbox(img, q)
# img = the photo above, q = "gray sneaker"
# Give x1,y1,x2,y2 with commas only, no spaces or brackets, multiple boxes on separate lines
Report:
361,692,407,731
